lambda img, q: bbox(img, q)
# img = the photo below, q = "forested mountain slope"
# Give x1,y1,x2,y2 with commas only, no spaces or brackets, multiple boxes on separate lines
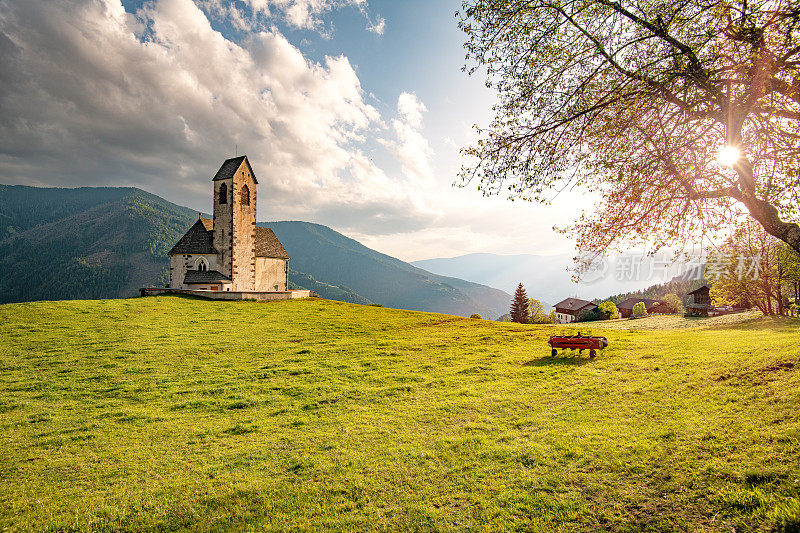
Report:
0,185,196,303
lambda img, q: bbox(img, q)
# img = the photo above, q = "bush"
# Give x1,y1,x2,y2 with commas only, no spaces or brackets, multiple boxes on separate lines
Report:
632,301,647,317
659,293,683,314
470,314,482,319
576,307,604,322
598,301,618,320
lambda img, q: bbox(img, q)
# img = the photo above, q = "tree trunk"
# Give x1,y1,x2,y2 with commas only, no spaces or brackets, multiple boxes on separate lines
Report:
777,261,784,316
735,162,800,255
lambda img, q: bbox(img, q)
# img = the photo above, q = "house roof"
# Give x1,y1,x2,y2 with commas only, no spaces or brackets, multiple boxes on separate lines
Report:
168,218,289,259
255,227,289,259
553,298,597,314
212,155,258,184
183,270,232,284
168,218,217,255
687,285,711,295
618,298,659,310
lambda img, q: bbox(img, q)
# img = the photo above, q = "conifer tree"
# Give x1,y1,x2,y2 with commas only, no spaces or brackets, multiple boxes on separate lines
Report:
510,283,530,323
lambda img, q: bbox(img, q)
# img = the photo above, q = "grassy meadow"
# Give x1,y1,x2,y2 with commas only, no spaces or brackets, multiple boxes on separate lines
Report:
0,296,799,531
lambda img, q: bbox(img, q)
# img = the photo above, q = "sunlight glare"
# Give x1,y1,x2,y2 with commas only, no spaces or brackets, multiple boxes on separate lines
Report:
718,145,741,167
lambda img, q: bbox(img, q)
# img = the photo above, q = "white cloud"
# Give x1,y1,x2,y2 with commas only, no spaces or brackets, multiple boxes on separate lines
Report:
199,0,373,35
397,91,427,128
0,0,429,234
379,92,434,186
366,15,385,35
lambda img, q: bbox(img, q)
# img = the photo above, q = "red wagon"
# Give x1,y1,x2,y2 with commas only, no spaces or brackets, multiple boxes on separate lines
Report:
548,334,608,357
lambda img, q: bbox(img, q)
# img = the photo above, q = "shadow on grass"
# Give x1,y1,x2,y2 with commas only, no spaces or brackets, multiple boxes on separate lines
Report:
707,315,800,333
140,293,214,302
523,353,595,367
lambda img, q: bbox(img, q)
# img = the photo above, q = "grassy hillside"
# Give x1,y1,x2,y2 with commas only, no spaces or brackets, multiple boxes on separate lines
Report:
1,297,798,531
263,221,512,318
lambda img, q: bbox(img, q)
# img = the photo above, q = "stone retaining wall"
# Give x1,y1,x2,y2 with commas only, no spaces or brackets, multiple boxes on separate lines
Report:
139,288,313,301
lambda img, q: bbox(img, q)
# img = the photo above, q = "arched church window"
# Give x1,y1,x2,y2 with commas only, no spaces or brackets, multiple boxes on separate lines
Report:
197,258,208,271
219,183,228,204
241,184,250,206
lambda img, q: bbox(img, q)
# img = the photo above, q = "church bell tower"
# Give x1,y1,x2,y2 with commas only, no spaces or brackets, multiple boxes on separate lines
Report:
212,155,258,291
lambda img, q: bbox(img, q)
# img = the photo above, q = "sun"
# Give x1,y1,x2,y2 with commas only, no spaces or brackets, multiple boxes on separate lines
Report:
718,145,741,167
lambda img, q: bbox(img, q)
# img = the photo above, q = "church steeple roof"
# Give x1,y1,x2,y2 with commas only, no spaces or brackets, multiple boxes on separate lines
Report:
211,155,258,184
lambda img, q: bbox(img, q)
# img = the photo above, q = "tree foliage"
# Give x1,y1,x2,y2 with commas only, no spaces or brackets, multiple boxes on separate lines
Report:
458,0,800,259
708,219,800,314
632,301,648,317
510,282,531,323
598,300,618,319
659,293,684,314
576,307,604,322
602,276,706,305
528,297,554,323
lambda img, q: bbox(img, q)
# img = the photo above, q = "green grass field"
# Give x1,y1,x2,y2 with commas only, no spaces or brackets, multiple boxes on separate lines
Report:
1,296,799,532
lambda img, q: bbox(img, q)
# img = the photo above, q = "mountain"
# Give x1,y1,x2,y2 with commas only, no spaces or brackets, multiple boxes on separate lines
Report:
261,221,512,318
0,185,511,318
288,269,374,306
412,252,687,305
0,185,198,303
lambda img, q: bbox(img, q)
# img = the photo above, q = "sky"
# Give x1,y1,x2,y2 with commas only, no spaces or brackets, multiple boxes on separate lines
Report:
0,0,593,262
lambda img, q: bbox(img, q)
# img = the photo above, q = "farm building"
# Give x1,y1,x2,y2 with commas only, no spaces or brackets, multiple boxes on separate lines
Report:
685,285,712,316
553,298,598,324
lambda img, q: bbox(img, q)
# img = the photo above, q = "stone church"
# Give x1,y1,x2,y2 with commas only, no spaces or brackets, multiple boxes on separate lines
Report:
168,156,289,292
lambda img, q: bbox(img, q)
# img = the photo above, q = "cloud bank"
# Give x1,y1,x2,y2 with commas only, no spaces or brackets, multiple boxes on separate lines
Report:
0,0,433,234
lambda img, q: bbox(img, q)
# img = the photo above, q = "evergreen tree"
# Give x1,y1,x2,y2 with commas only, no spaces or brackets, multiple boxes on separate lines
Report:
510,283,530,323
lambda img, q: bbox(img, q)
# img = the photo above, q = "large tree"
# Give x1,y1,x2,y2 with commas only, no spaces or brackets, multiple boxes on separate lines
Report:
510,282,531,322
458,0,800,258
707,219,800,314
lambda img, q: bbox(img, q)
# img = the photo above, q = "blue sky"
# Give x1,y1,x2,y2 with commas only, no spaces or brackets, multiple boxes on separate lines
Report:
0,0,586,261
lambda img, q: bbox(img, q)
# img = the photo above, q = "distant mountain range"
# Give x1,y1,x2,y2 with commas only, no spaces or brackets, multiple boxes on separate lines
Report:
0,185,511,318
412,252,688,305
261,221,511,318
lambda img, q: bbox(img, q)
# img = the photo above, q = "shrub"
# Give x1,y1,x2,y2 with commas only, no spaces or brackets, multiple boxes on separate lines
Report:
598,301,618,319
576,307,603,322
470,314,482,319
659,293,683,314
632,301,647,317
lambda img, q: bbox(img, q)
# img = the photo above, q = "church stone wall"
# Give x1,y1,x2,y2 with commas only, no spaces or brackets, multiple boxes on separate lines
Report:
213,179,233,279
169,254,219,289
230,165,257,292
255,257,288,291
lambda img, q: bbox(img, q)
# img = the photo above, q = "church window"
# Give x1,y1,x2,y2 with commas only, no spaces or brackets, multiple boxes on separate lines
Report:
241,184,250,206
197,258,208,271
219,183,228,204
